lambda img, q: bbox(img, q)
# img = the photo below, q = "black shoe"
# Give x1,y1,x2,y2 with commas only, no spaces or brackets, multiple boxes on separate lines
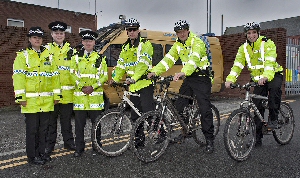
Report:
64,143,76,151
134,137,145,149
41,154,52,162
73,151,83,157
255,138,262,147
267,120,279,129
28,157,45,165
45,147,53,155
204,140,214,154
172,134,185,144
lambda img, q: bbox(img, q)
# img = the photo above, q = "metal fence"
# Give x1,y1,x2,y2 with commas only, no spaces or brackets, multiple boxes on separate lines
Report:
286,38,300,95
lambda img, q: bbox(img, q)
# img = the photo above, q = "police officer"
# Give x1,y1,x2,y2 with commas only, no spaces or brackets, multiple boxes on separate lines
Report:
108,18,154,148
148,20,215,153
12,27,61,164
225,22,283,146
45,21,76,155
70,30,108,157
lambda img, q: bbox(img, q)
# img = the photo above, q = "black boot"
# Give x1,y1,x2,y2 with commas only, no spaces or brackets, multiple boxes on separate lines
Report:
41,154,52,162
204,140,214,154
255,137,262,147
28,157,45,165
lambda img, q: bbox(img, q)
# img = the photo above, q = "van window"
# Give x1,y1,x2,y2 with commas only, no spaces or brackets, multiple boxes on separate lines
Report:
151,43,163,66
165,44,182,65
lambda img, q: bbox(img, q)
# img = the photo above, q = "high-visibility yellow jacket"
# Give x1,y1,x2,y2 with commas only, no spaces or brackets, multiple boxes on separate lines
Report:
12,46,61,113
226,36,283,83
70,49,108,110
151,32,209,77
45,42,76,104
112,36,153,92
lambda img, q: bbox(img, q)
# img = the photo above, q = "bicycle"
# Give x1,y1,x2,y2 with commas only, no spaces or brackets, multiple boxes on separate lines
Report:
131,75,220,163
223,82,295,161
91,82,141,157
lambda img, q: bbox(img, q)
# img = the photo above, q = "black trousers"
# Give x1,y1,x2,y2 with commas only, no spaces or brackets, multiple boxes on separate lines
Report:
24,112,51,158
175,75,214,140
130,84,155,122
46,103,74,151
74,110,102,152
253,73,283,139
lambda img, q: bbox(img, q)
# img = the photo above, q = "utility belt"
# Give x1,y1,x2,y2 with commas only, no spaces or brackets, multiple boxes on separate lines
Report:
190,68,214,78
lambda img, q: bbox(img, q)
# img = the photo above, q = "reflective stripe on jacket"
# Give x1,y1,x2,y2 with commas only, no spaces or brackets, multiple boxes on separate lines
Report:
70,50,108,110
226,36,283,83
12,47,61,113
45,42,75,104
151,32,209,77
113,36,153,92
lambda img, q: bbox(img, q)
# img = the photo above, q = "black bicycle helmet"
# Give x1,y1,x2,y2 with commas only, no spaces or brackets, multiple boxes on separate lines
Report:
125,18,140,28
244,22,260,33
174,20,189,32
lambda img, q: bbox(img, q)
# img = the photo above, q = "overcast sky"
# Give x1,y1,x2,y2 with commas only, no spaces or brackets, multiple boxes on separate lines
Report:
12,0,300,35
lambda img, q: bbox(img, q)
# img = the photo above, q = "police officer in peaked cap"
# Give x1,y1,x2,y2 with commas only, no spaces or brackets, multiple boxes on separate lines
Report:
45,21,77,155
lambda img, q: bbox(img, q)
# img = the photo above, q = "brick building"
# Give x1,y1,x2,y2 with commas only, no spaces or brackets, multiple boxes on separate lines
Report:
0,0,96,107
0,0,288,107
0,0,96,34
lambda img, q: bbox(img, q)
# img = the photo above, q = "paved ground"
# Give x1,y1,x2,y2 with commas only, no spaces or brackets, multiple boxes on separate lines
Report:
4,96,300,178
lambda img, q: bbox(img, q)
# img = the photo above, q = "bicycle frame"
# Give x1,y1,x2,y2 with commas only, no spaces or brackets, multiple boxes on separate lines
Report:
121,90,141,117
155,77,199,135
237,83,269,123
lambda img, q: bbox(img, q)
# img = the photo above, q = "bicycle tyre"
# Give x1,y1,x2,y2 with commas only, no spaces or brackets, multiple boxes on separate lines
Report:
223,108,256,161
273,102,295,145
162,97,183,143
91,108,132,157
131,110,170,163
192,104,221,146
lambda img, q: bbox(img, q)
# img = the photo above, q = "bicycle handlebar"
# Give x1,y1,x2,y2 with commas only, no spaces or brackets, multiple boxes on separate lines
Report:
110,82,129,91
230,82,258,90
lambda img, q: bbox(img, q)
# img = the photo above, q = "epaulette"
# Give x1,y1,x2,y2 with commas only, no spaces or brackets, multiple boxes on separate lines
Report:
18,48,25,52
262,37,268,42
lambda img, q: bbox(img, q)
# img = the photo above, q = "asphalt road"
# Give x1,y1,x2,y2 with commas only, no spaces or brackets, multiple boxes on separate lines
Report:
0,96,299,178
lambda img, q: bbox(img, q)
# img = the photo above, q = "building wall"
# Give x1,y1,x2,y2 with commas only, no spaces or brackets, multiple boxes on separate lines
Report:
0,26,82,107
0,0,96,34
212,28,287,98
224,16,300,37
0,25,287,107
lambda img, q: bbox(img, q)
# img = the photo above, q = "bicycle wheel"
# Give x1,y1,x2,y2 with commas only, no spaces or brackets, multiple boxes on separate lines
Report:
155,96,182,143
192,104,221,146
91,108,132,157
223,108,256,161
131,110,170,163
273,102,295,145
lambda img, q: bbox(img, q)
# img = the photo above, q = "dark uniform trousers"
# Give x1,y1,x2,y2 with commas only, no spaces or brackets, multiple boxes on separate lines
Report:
130,84,155,122
174,75,214,140
46,103,74,151
74,110,102,152
24,112,51,158
252,72,283,139
130,84,155,140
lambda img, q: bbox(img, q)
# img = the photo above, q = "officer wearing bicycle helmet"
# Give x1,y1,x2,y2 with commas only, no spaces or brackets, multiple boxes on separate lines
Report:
109,18,154,148
148,20,215,154
225,22,283,146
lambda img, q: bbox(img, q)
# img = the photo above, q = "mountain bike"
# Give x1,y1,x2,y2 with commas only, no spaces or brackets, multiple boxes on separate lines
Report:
223,82,295,161
131,76,220,163
91,82,141,157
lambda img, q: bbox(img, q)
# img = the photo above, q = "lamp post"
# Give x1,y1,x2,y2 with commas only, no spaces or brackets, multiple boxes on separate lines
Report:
95,0,97,30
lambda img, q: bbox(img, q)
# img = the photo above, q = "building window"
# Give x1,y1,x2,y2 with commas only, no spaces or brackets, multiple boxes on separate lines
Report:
7,18,24,27
65,26,72,33
79,28,92,33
